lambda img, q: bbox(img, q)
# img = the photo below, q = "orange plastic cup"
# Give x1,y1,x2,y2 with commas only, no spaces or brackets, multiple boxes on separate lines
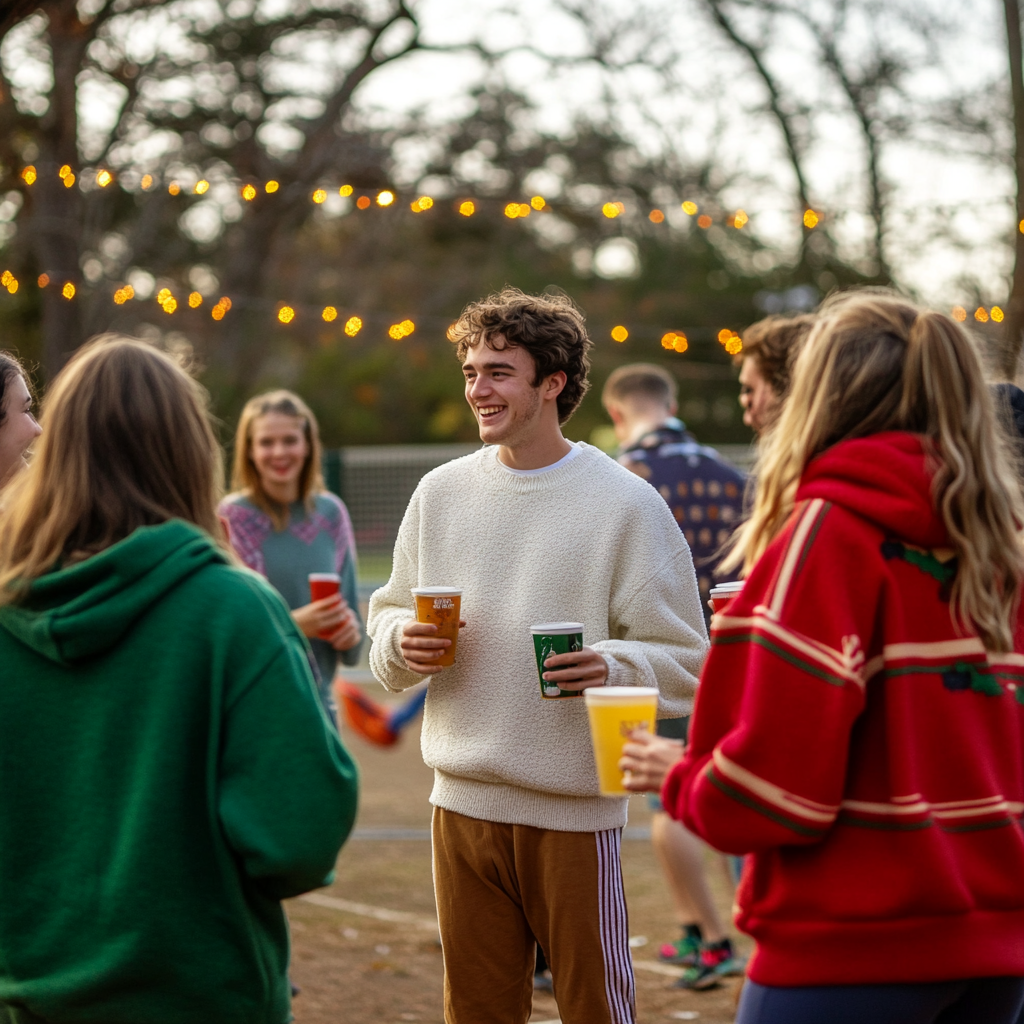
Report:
412,587,462,668
309,572,341,639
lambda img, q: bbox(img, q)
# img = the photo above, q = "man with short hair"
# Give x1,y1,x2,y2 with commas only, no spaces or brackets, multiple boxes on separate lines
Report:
368,288,707,1024
602,363,747,991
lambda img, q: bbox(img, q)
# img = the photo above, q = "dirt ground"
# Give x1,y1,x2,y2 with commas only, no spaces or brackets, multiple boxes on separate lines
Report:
285,681,748,1024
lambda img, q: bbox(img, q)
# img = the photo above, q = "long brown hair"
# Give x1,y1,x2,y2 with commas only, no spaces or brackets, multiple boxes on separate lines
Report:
0,335,224,605
725,291,1024,652
230,390,324,529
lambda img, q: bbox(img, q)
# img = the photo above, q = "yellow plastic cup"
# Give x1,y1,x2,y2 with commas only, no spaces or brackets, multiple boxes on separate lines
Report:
584,686,659,796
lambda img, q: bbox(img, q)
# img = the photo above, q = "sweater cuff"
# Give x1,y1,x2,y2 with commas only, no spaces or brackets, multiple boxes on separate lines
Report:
601,653,633,688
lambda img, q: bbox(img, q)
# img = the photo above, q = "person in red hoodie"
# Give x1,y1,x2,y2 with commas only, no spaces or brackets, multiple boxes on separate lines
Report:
623,290,1024,1023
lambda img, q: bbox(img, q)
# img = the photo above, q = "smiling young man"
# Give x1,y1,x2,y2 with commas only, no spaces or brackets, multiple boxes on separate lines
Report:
367,287,707,1024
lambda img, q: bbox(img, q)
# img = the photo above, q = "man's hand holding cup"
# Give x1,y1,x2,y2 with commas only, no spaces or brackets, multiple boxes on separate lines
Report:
401,618,467,674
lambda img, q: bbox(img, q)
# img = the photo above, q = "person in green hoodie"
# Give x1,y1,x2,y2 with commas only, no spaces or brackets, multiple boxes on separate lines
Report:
0,334,359,1024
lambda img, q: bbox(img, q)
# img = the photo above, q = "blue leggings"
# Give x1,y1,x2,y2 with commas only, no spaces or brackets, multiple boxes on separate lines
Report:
737,977,1024,1024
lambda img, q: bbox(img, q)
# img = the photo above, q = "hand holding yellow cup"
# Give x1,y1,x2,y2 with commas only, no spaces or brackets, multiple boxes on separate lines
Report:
584,686,659,796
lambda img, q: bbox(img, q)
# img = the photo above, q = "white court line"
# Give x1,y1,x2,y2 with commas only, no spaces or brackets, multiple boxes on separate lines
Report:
632,959,685,977
297,892,439,932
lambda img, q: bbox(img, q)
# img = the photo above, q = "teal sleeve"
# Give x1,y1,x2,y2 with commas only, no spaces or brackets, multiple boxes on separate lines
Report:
340,546,362,668
218,638,359,899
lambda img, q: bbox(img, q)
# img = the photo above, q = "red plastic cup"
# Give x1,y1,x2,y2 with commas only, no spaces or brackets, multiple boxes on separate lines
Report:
309,572,342,639
709,581,744,615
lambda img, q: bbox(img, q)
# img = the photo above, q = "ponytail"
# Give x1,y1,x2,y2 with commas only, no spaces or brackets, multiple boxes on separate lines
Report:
725,291,1024,651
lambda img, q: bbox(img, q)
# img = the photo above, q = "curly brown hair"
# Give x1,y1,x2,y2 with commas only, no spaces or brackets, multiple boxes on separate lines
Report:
448,287,592,423
737,314,815,398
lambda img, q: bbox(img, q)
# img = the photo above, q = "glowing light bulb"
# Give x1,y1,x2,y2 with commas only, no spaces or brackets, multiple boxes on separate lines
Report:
63,173,75,188
62,282,75,299
114,288,126,304
610,325,628,342
517,203,531,217
188,291,202,308
58,165,71,179
681,201,697,215
168,182,181,195
803,209,819,229
96,170,113,187
975,307,989,322
459,201,475,216
417,196,434,211
951,306,967,322
1,271,11,286
277,306,295,324
733,210,748,228
21,166,36,185
193,179,209,194
992,306,1005,322
265,180,279,193
5,277,17,294
141,174,153,190
219,296,232,310
212,305,226,321
717,329,733,344
344,316,362,336
649,209,665,223
157,288,171,303
399,319,415,335
356,196,371,210
376,190,395,206
725,337,743,355
312,189,327,204
242,184,256,201
322,306,337,322
504,203,520,219
673,335,688,353
123,284,134,300
530,196,545,210
339,185,353,197
162,297,177,314
37,274,49,288
697,214,712,228
602,202,620,219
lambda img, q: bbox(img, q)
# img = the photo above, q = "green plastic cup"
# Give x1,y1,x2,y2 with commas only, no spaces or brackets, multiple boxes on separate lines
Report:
531,622,585,700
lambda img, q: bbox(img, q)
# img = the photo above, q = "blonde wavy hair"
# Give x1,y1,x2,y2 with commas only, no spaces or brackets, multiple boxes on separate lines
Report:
0,336,223,606
725,291,1024,652
230,390,324,530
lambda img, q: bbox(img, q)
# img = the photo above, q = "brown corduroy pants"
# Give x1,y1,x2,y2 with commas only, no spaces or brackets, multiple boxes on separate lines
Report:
431,807,636,1024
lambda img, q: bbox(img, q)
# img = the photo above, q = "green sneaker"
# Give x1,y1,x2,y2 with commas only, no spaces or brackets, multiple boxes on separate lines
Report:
673,939,745,990
657,926,703,966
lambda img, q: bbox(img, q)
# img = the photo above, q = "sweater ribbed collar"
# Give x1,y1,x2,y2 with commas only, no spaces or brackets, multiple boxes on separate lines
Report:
476,441,603,493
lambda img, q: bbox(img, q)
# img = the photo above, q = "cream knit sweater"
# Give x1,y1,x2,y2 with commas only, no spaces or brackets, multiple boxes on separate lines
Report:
367,442,709,832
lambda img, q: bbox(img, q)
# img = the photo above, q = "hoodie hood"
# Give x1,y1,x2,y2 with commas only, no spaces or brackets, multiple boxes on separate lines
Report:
0,519,226,665
796,432,949,549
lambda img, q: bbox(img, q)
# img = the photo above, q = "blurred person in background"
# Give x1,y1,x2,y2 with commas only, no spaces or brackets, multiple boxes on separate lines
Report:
737,315,814,436
220,390,362,720
602,363,746,990
0,351,41,491
0,336,357,1024
625,293,1024,1024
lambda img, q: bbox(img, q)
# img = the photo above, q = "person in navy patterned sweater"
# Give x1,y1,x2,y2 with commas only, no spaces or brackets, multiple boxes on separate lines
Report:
603,363,747,990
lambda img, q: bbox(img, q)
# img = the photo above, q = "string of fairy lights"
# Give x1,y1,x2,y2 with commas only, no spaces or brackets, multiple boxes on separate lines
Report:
2,162,1012,354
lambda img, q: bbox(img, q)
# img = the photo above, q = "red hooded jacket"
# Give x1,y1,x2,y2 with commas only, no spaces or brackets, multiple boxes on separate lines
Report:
662,432,1024,986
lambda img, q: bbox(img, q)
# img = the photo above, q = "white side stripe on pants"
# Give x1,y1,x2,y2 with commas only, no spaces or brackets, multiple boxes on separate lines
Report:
596,827,637,1024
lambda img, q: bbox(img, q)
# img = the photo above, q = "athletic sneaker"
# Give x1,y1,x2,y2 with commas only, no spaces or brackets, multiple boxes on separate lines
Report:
657,924,703,966
673,938,745,990
533,970,553,994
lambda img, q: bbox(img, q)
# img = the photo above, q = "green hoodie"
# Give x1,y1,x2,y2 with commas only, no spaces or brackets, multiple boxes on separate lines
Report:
0,521,358,1024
